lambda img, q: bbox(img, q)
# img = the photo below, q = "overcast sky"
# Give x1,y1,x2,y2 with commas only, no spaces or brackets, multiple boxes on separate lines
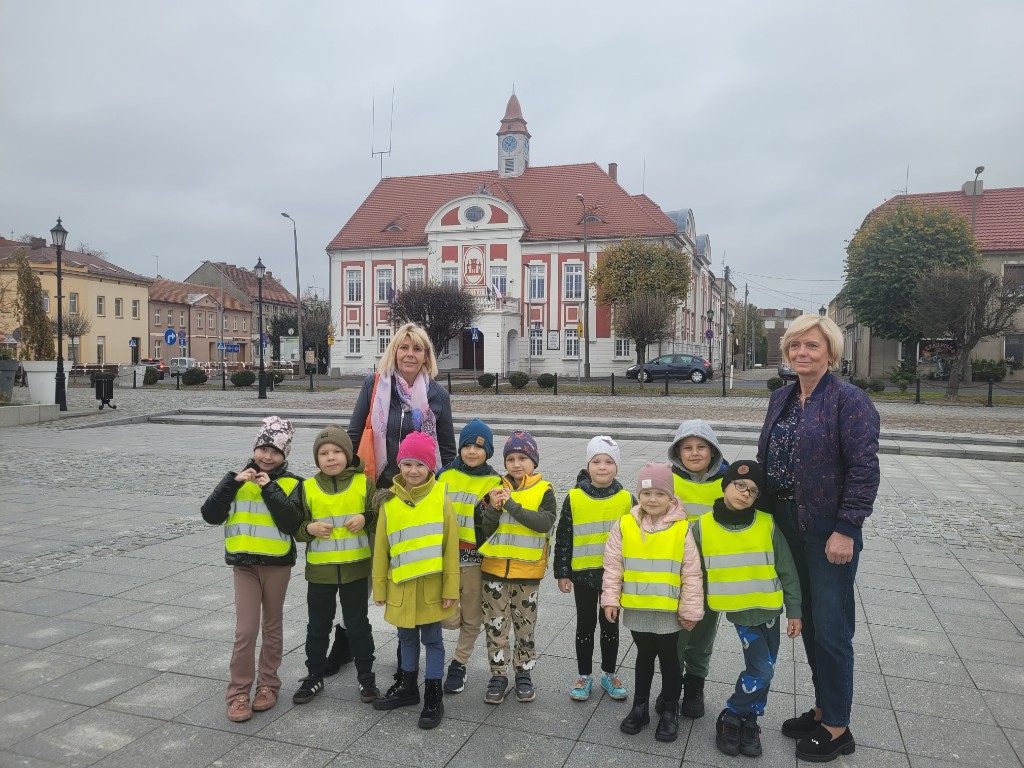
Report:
3,1,1022,313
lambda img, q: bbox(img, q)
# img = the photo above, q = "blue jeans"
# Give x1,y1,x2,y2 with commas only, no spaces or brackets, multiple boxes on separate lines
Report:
726,620,780,717
771,498,861,728
397,622,445,680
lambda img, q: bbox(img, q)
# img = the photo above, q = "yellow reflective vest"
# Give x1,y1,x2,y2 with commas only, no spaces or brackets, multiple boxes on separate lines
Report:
479,479,552,562
620,514,689,612
443,469,502,546
570,488,632,571
673,473,724,522
383,480,447,583
303,476,371,565
225,477,299,557
699,510,783,612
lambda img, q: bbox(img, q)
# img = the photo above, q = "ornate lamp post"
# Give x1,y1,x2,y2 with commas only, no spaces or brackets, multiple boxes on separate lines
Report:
576,194,591,379
50,218,68,411
255,257,268,400
706,308,714,367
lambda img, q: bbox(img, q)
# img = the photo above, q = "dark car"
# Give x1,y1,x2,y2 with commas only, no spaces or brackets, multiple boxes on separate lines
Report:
778,362,798,382
140,358,168,380
626,354,713,384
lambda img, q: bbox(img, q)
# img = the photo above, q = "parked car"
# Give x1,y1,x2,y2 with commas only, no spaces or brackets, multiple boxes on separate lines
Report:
626,354,713,383
140,358,168,380
778,362,799,382
169,357,199,377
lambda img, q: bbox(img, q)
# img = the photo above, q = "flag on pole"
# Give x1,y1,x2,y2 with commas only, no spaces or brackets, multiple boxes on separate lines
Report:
490,279,504,300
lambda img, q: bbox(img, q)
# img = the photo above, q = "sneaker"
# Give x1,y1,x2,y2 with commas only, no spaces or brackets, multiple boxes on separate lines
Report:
357,672,379,703
484,675,510,705
739,715,763,757
514,672,536,702
252,686,277,712
796,724,856,763
443,660,467,694
570,676,593,701
782,707,820,739
715,708,742,756
227,694,252,722
292,674,324,704
600,673,628,701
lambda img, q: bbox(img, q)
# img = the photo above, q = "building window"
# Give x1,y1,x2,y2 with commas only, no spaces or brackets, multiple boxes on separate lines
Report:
490,266,507,297
528,265,545,301
565,328,580,358
378,327,391,355
242,317,247,332
132,300,140,319
442,266,458,287
1005,265,1024,286
564,263,583,300
154,309,161,325
197,313,203,329
69,292,78,314
407,266,425,289
208,312,215,329
465,205,485,223
530,326,544,357
96,336,105,365
346,269,362,302
1006,334,1024,366
348,329,361,354
615,337,632,358
153,340,161,359
114,298,123,318
233,316,238,331
180,311,185,326
41,291,50,312
96,296,106,316
377,268,393,302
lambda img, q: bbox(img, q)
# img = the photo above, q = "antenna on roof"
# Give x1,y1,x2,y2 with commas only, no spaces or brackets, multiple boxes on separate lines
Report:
371,87,395,179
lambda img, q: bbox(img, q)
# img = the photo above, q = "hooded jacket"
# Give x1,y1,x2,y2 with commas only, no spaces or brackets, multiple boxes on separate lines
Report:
667,419,728,483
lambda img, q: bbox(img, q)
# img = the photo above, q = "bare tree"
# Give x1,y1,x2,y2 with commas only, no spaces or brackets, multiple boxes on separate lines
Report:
75,241,107,258
909,265,1024,400
614,291,675,388
61,311,94,366
389,283,479,357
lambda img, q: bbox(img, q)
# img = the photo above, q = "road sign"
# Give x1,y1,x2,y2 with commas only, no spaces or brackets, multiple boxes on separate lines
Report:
226,343,240,353
179,338,186,347
164,329,177,345
179,330,186,341
471,327,479,342
128,338,137,348
327,335,334,346
216,342,225,351
705,329,714,340
577,322,583,336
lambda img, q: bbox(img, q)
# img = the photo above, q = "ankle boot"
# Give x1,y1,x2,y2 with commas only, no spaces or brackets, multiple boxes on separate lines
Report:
619,697,650,735
680,673,705,718
393,643,403,682
373,669,420,711
418,679,444,729
323,624,352,676
655,700,679,742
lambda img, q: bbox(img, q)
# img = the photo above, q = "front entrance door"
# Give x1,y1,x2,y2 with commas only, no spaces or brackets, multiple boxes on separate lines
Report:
461,329,485,370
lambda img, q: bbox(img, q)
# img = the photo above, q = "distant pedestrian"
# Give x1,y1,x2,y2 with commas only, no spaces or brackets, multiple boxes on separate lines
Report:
200,416,301,723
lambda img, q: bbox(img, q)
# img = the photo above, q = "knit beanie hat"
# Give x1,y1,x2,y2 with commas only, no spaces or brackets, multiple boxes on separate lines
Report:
313,424,353,468
721,460,764,492
636,462,674,496
459,418,494,459
397,431,437,468
503,430,540,468
586,435,621,468
254,415,294,458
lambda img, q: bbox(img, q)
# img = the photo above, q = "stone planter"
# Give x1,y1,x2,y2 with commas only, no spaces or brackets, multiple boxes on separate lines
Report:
0,358,17,401
21,360,67,405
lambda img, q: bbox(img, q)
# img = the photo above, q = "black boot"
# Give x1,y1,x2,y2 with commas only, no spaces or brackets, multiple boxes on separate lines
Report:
372,669,419,710
323,624,352,677
680,673,705,719
393,642,403,681
418,679,444,730
655,700,679,742
619,697,650,735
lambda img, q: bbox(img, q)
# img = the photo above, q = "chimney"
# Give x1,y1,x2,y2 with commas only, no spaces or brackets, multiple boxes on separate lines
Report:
30,237,46,250
962,180,984,196
608,162,618,182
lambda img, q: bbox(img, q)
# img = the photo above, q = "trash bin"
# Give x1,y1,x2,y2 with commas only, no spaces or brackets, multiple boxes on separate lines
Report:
95,376,116,409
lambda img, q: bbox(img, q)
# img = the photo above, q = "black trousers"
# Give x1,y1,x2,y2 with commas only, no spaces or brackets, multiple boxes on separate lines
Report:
630,629,682,701
573,582,620,676
305,578,375,676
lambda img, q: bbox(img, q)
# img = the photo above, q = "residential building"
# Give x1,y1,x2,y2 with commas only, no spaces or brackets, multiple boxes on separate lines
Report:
759,307,804,366
0,236,150,365
148,278,251,364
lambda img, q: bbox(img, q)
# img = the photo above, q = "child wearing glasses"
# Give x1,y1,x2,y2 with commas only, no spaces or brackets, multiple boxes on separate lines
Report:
690,460,802,759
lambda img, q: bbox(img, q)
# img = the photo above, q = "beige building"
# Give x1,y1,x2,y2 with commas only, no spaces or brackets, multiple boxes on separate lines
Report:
148,278,252,364
0,237,150,365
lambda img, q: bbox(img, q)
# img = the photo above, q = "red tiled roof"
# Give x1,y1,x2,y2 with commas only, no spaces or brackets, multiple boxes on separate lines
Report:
206,262,296,306
876,186,1024,251
150,278,249,310
328,162,679,251
0,240,151,283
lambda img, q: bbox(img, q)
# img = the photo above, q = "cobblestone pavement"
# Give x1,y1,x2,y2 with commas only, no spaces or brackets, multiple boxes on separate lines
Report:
1,422,1023,766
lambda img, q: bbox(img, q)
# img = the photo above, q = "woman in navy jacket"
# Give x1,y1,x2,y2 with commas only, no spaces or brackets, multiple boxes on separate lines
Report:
756,314,879,763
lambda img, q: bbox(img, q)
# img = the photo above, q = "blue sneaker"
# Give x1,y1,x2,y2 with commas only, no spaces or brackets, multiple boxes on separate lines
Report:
570,676,593,701
601,673,628,700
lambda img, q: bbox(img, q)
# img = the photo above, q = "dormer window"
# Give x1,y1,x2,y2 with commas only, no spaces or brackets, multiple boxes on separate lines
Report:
384,223,403,232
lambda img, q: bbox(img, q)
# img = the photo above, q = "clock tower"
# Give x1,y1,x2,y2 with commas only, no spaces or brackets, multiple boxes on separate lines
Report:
497,94,530,178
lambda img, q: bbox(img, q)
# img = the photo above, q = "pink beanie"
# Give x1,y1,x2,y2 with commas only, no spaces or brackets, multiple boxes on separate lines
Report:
397,431,437,469
636,462,674,496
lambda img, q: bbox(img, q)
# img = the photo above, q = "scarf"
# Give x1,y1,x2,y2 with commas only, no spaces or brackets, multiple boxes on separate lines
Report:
370,371,440,479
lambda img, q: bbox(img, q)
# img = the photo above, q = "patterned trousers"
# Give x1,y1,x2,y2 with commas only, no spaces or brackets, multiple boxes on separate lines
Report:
481,579,539,676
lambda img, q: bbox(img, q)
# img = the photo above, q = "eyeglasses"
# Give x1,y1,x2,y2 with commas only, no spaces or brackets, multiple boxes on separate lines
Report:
731,480,760,499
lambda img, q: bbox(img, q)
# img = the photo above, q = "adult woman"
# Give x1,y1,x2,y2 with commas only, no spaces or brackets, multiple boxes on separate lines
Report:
756,314,879,763
323,323,456,675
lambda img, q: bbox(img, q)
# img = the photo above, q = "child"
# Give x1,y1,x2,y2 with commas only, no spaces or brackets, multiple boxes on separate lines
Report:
372,432,459,730
478,431,557,704
437,418,502,694
667,419,729,718
200,416,301,723
278,425,379,706
601,462,704,743
690,460,802,758
554,435,633,702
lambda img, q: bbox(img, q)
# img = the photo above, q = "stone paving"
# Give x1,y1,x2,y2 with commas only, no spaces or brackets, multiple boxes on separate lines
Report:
1,413,1024,766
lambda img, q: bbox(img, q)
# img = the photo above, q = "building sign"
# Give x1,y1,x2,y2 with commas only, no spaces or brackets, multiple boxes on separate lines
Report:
547,330,560,350
463,247,484,285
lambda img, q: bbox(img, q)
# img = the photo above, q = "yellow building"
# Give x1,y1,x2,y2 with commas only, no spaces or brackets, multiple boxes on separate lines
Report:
0,237,151,365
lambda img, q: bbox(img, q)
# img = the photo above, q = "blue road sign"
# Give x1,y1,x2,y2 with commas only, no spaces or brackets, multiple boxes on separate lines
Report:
226,343,240,353
164,329,177,345
471,326,479,342
705,329,714,340
216,342,225,350
179,338,186,347
179,330,186,341
128,338,137,348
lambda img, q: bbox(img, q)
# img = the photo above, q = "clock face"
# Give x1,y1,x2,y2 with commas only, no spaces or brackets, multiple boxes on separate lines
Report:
501,135,518,153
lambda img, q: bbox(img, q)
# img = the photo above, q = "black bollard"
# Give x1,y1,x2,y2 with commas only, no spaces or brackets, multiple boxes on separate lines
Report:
987,380,993,407
495,373,499,395
133,369,137,389
222,368,226,391
447,371,452,392
553,373,558,395
175,371,180,390
664,375,669,396
610,372,615,395
309,370,314,392
915,378,920,404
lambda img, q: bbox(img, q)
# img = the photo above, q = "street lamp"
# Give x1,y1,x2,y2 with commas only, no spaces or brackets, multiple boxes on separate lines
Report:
576,194,591,379
50,218,68,411
972,165,985,233
706,308,714,367
280,213,303,380
819,305,827,317
255,257,268,400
